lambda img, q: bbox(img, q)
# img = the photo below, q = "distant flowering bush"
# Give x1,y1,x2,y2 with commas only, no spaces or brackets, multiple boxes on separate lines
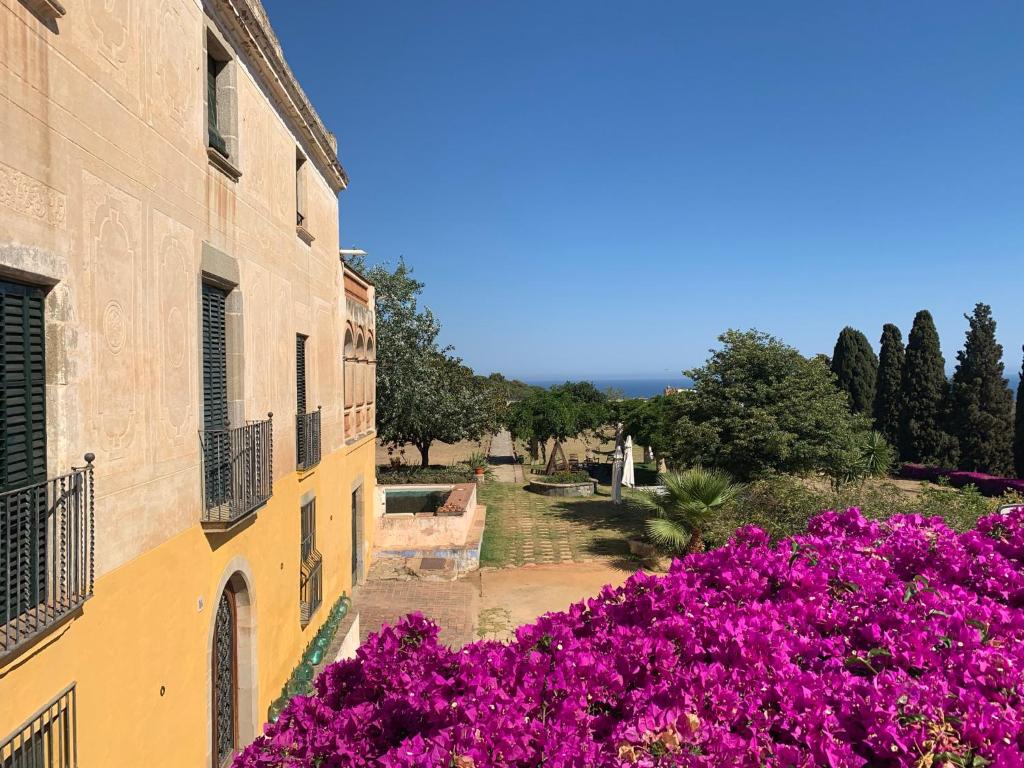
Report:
900,464,1024,497
236,508,1024,767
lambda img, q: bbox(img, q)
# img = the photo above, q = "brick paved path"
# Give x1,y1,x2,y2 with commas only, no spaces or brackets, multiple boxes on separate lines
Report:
354,575,480,648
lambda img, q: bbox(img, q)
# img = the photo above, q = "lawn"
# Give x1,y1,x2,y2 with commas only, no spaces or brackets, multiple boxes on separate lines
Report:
478,481,648,568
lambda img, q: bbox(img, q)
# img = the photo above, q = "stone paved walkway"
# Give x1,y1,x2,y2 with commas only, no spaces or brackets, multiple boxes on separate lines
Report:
353,574,480,649
487,429,524,483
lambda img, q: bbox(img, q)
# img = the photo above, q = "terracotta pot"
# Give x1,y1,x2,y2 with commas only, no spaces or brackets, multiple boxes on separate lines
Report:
474,467,485,475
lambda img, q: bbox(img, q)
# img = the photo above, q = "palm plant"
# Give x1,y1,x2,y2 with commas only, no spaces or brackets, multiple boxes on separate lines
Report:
640,467,743,555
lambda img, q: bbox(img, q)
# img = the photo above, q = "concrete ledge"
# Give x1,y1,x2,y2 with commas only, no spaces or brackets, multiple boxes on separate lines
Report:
527,480,596,497
332,612,360,662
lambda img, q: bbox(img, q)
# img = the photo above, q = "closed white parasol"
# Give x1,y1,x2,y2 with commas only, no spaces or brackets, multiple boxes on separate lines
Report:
622,436,635,487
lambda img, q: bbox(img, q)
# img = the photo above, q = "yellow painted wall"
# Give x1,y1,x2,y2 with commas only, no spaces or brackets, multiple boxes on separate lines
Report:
0,436,377,766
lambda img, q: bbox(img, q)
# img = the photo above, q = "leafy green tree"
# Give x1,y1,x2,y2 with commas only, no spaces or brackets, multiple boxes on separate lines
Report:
949,303,1015,474
368,260,495,466
830,327,878,414
507,384,608,466
873,324,904,445
1015,347,1024,477
639,467,742,554
899,310,957,466
616,396,673,466
664,330,867,480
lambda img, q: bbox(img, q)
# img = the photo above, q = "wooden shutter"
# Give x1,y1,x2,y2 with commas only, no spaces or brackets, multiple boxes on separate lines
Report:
0,279,48,624
202,284,228,432
207,55,227,156
296,335,307,416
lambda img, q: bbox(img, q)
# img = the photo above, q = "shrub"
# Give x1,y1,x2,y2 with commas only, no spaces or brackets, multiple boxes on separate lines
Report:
542,470,592,484
236,507,1024,767
899,463,1024,497
376,464,476,485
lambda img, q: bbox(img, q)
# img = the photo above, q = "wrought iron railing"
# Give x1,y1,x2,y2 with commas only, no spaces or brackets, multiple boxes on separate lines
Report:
200,415,273,527
299,552,322,626
296,407,321,471
0,682,77,767
1,458,94,657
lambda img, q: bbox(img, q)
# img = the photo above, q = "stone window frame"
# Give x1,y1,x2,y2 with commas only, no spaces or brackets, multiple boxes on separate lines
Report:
200,242,245,429
203,20,242,182
295,147,314,245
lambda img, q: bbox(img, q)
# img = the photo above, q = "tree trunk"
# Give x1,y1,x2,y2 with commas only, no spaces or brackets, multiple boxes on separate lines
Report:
418,442,431,467
530,438,541,463
657,457,668,473
684,527,703,555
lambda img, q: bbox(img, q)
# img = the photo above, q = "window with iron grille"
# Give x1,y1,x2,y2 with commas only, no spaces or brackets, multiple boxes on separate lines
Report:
0,683,77,768
299,499,321,624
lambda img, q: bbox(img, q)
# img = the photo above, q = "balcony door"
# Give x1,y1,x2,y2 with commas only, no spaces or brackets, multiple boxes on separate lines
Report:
0,279,48,625
201,283,230,509
211,585,237,767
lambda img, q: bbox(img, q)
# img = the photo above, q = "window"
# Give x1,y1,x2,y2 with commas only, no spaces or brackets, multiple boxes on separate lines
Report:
1,684,77,768
204,27,240,180
0,279,47,628
295,151,306,228
299,499,322,624
207,54,228,156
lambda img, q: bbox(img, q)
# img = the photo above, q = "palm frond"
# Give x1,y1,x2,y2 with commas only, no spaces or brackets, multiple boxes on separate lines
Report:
646,517,690,553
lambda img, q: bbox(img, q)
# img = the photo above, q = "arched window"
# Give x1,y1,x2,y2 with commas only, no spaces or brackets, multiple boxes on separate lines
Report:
355,333,365,408
211,585,237,766
343,328,354,409
365,335,375,404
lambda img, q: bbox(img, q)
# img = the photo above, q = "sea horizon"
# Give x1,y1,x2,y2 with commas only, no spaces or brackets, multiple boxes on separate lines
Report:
522,376,693,399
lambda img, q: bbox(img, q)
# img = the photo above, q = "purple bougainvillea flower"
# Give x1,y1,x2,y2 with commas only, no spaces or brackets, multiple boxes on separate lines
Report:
236,508,1024,767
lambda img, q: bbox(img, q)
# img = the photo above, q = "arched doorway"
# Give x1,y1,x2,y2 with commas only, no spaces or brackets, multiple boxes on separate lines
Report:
207,566,257,768
211,584,238,766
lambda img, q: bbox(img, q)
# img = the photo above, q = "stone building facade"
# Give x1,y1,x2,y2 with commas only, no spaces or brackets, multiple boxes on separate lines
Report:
0,0,376,764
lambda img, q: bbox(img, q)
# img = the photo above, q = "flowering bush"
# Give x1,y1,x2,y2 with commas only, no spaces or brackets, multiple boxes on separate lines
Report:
900,464,1024,497
236,508,1024,767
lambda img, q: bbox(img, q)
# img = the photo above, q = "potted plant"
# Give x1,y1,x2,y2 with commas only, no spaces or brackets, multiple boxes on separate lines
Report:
467,451,488,478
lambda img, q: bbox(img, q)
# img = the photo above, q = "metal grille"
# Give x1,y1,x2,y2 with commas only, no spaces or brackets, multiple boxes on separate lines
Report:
212,591,235,766
299,498,321,624
295,408,321,471
200,416,273,526
1,458,94,657
1,683,77,767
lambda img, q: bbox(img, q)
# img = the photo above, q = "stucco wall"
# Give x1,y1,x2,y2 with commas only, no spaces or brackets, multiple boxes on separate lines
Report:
0,0,375,763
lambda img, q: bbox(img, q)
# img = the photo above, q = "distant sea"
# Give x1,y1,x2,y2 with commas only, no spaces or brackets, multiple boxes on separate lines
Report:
524,377,692,399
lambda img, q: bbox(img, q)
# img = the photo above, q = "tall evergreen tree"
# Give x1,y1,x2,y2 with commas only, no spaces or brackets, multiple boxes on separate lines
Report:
899,310,957,465
830,327,878,414
873,324,904,446
1015,346,1024,477
950,303,1015,474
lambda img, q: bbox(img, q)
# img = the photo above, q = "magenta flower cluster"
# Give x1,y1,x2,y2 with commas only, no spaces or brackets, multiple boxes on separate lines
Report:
900,463,1024,496
236,508,1024,767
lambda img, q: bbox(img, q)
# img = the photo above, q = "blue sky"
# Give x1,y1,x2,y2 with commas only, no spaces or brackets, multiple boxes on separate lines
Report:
264,1,1024,382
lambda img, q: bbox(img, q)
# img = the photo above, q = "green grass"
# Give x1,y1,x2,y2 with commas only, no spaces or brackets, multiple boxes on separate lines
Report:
478,481,648,569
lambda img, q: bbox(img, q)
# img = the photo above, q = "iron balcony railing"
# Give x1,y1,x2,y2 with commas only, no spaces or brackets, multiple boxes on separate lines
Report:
296,407,321,471
1,457,95,658
299,551,322,626
1,682,77,767
201,415,273,528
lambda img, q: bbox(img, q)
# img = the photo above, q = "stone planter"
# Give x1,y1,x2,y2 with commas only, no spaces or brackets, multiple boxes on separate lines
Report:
527,479,596,497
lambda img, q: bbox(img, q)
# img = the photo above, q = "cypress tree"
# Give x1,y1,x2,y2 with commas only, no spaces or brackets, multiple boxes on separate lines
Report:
873,323,904,446
899,310,957,465
950,303,1015,475
830,327,878,414
1015,347,1024,477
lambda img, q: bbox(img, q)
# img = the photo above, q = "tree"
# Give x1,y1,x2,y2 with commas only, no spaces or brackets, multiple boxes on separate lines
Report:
616,396,673,467
664,330,868,480
830,327,878,414
1015,347,1024,477
949,303,1015,475
873,324,904,445
639,467,742,554
507,384,609,468
368,260,495,466
899,310,957,466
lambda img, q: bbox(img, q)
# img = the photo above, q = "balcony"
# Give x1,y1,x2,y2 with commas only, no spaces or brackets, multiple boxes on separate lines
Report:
296,407,321,471
299,552,322,626
1,457,95,658
201,415,273,530
0,682,77,766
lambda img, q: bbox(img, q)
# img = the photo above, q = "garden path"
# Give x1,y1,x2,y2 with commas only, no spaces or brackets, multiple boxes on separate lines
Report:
487,429,524,483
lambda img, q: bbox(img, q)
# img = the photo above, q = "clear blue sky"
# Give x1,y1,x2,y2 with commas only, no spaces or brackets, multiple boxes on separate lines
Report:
264,1,1024,382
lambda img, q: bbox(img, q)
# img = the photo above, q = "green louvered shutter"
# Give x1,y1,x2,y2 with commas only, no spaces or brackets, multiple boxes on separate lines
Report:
296,334,307,467
201,284,230,507
207,55,227,156
0,279,48,624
